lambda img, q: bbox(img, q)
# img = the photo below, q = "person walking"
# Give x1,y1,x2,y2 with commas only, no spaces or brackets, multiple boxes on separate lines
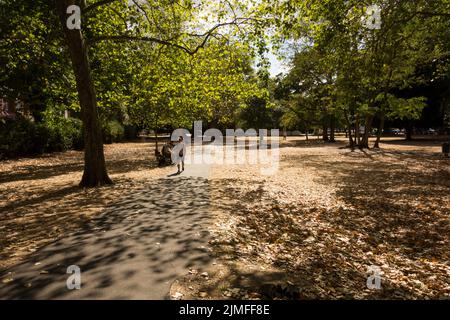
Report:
174,136,185,174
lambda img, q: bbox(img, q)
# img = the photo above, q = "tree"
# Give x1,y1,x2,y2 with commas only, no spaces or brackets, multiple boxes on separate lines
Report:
266,0,450,148
0,0,77,121
52,0,260,187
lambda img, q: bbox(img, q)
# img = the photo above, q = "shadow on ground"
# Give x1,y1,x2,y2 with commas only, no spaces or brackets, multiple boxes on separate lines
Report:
0,176,214,299
192,148,449,299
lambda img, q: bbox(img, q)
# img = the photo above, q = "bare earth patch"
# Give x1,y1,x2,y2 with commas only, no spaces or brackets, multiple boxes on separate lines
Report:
174,137,450,300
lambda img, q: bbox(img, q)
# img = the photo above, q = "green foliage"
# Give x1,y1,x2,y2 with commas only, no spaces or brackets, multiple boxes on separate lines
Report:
44,115,84,152
127,40,264,131
102,120,125,144
239,96,282,130
0,115,84,159
0,0,77,120
1,0,269,160
269,0,450,142
0,117,47,158
386,95,427,121
124,125,139,140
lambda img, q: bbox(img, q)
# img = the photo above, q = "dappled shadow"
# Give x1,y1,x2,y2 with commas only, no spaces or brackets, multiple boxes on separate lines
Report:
1,142,448,300
189,259,422,300
199,146,449,299
0,185,81,214
289,150,449,261
0,150,157,185
0,176,214,299
0,162,83,184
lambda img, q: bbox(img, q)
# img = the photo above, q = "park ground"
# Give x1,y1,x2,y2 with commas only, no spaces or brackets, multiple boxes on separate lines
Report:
0,136,449,299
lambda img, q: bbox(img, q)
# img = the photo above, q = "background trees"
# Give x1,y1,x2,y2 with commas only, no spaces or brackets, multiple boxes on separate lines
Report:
268,0,450,148
1,0,266,185
1,0,449,178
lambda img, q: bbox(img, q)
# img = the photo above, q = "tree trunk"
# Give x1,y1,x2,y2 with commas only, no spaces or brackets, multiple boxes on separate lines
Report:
322,118,329,142
359,115,373,149
56,0,112,187
348,127,354,149
304,121,309,141
355,117,361,146
406,122,413,141
344,112,355,150
155,129,159,154
6,99,16,115
374,113,385,149
329,114,336,142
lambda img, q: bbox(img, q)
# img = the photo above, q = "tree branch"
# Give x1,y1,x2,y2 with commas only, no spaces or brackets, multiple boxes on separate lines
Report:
89,35,196,54
415,11,450,18
90,18,251,55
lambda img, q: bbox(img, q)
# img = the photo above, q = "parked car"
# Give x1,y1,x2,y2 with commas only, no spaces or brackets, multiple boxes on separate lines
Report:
383,128,401,135
426,128,437,135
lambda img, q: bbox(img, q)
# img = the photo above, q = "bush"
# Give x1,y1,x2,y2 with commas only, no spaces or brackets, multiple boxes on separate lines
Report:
102,120,124,144
45,117,84,152
0,116,83,159
0,117,48,159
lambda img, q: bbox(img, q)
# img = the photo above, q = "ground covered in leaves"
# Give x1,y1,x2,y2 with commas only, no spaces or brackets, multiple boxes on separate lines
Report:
1,137,449,299
0,141,171,270
196,137,449,300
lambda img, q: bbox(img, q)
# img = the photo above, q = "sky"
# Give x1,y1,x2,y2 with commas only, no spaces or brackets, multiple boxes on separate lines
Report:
267,51,288,77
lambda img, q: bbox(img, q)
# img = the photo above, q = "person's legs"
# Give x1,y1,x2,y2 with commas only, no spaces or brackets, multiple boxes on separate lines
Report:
182,158,185,171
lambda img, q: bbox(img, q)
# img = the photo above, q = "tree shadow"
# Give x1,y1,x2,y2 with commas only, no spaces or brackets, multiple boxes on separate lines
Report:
292,151,449,261
0,176,215,299
0,157,158,184
193,149,449,299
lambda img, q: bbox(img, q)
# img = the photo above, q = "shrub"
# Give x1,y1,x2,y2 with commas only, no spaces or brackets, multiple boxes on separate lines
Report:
0,117,48,159
124,125,139,140
102,120,124,144
0,116,83,159
45,117,84,152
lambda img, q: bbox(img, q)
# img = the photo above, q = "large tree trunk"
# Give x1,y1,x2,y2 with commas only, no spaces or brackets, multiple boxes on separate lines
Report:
374,113,385,149
56,0,112,187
